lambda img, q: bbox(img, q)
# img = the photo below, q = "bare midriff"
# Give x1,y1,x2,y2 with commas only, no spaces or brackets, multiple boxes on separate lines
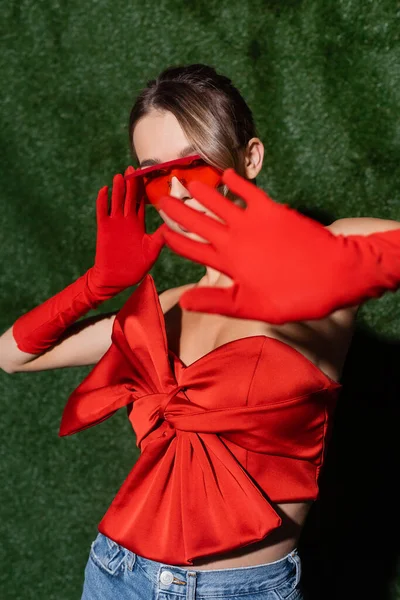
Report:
175,501,313,570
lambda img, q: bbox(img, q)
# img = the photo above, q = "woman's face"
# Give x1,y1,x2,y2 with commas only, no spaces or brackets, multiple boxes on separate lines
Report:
133,110,223,243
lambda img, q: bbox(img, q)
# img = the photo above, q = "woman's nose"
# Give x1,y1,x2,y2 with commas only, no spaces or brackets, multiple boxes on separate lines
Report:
169,175,190,199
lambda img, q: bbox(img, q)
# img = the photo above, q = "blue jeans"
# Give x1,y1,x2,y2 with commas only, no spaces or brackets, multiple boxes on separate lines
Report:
81,531,304,599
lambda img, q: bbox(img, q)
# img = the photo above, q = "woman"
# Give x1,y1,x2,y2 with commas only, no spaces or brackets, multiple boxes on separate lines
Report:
1,63,399,600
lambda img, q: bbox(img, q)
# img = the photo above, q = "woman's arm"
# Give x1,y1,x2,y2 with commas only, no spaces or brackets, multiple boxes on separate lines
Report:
9,173,166,357
0,312,117,373
158,169,400,322
0,287,179,374
327,217,400,236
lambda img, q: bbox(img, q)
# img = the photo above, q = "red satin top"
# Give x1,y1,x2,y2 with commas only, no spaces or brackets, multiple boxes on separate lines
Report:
59,274,342,565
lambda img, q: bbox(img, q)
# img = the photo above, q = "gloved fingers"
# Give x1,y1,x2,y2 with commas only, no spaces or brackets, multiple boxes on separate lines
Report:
136,194,146,229
149,222,169,249
179,285,236,315
184,179,244,225
142,223,168,262
221,168,278,212
158,195,228,244
95,186,110,224
162,227,231,274
124,166,140,217
110,174,126,218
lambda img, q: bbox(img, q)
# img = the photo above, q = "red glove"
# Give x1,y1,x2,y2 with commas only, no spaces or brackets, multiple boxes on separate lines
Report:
13,167,168,354
157,168,400,323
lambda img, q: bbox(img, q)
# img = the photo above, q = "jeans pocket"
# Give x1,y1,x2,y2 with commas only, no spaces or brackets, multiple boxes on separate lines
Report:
89,532,127,577
273,551,303,600
274,588,303,600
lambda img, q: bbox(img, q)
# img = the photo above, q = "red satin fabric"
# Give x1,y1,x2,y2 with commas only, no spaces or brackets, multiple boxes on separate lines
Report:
59,274,342,565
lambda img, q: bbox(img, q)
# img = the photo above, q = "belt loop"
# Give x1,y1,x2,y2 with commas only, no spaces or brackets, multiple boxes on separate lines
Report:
290,549,302,587
125,550,136,571
186,570,197,600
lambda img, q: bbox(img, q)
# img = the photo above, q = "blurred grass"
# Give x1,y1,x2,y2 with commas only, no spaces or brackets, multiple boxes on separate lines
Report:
0,0,399,598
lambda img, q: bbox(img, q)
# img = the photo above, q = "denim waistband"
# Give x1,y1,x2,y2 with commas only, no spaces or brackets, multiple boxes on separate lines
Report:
125,544,301,596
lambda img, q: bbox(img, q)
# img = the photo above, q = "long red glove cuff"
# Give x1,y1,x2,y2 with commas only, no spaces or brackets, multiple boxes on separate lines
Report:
335,228,400,309
12,268,114,355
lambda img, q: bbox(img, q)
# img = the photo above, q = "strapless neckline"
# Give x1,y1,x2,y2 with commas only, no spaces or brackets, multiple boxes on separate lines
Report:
150,276,342,388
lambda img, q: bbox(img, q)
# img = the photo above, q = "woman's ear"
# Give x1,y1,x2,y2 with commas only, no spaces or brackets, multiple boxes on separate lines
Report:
244,138,264,180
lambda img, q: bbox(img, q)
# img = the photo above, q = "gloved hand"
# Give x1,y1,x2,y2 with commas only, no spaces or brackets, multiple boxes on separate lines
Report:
13,167,168,354
86,166,168,299
157,168,400,323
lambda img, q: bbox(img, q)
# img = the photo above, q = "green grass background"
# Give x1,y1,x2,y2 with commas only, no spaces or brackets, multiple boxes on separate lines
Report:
1,1,400,598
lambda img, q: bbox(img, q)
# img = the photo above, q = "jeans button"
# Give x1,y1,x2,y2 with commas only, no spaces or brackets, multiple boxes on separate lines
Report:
160,570,174,585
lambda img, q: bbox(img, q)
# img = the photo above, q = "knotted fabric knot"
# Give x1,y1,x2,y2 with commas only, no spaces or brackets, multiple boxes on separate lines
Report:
158,384,188,420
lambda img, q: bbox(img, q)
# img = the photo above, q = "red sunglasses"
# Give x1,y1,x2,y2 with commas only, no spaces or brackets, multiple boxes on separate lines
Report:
125,154,224,208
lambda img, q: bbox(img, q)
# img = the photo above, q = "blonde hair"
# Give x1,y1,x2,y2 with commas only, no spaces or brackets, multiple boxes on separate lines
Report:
128,63,259,207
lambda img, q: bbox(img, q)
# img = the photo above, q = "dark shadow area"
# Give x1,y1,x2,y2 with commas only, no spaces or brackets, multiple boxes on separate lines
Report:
298,325,400,600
